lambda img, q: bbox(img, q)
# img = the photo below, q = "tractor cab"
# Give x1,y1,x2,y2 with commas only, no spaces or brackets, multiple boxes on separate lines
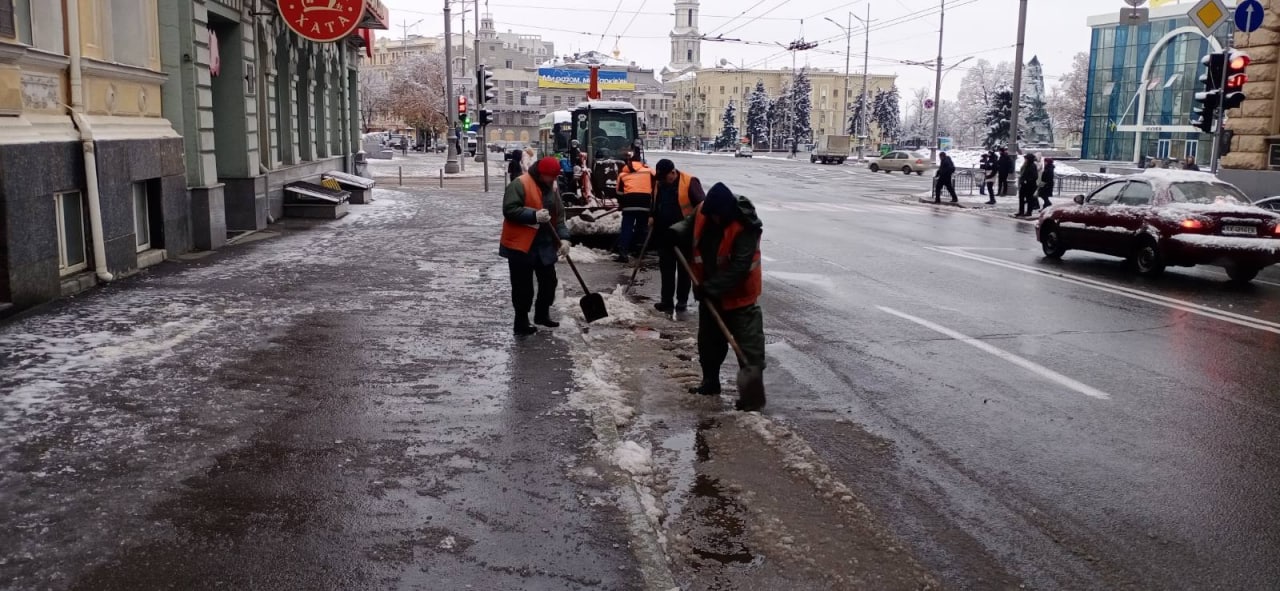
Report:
572,100,639,203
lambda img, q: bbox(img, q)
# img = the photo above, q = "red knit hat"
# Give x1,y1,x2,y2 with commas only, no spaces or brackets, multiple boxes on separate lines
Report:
536,156,562,176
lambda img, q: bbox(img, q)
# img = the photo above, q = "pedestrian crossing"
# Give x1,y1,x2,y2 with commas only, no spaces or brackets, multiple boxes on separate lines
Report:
753,201,931,215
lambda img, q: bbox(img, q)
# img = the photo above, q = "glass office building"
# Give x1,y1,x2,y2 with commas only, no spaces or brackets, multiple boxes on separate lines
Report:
1082,6,1232,163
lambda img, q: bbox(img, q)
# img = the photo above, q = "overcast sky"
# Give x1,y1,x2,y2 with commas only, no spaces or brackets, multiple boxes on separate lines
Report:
375,0,1189,98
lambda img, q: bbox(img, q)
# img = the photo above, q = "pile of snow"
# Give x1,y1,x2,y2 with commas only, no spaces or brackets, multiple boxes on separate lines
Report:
591,285,649,327
564,246,612,264
568,213,623,236
613,440,655,476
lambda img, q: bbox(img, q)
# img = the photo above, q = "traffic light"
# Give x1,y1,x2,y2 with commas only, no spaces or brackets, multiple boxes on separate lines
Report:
476,65,497,105
457,95,468,123
1192,52,1224,134
1223,49,1250,110
478,107,494,127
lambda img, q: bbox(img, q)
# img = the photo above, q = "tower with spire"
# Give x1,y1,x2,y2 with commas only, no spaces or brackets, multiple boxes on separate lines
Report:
664,0,701,80
1024,56,1054,146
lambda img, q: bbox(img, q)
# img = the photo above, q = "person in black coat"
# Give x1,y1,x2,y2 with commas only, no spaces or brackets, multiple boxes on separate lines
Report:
984,151,998,204
506,148,524,182
1017,154,1040,217
934,152,958,204
1038,158,1056,208
997,148,1016,196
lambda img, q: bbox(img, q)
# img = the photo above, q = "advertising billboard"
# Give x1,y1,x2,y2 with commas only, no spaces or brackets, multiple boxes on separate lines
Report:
537,68,635,91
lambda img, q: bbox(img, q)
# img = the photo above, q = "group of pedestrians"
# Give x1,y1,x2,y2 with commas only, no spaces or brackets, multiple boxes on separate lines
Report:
939,148,1055,216
497,152,768,412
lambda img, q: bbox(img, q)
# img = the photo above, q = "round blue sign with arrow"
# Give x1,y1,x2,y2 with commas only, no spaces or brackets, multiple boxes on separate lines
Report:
1236,0,1264,33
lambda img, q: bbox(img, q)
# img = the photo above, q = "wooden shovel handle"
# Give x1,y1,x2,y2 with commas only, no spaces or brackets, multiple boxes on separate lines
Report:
544,222,592,295
672,248,749,366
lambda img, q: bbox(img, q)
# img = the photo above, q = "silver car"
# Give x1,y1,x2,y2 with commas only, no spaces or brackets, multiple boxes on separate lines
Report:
869,151,935,175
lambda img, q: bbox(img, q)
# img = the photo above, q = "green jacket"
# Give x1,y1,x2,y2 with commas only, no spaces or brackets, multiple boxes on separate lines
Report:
500,175,570,265
670,195,763,299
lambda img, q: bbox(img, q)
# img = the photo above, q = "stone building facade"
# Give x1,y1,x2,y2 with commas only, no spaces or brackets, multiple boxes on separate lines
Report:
1220,0,1280,196
0,0,385,316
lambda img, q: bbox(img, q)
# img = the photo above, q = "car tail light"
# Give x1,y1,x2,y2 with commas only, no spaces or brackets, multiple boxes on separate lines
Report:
1180,219,1205,230
915,159,923,164
1274,224,1280,236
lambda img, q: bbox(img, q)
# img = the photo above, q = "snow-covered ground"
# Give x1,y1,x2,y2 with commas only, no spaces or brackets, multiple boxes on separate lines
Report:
943,149,1108,177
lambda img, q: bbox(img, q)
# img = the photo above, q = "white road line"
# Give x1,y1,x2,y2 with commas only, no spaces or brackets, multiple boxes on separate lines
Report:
928,246,1280,335
760,254,777,262
877,306,1111,400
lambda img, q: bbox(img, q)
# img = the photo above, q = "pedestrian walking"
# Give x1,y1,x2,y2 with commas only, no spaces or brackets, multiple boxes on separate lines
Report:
1017,153,1040,217
506,148,523,182
1183,157,1200,171
984,151,998,204
500,156,572,336
997,148,1015,197
668,182,767,411
934,151,958,204
1038,157,1056,209
649,159,706,312
978,153,990,196
614,153,654,262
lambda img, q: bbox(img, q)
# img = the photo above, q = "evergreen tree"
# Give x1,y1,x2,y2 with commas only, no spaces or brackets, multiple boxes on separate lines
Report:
847,92,869,136
717,100,740,150
1024,93,1053,146
983,84,1014,149
767,83,791,150
873,86,902,145
790,69,813,144
747,80,770,146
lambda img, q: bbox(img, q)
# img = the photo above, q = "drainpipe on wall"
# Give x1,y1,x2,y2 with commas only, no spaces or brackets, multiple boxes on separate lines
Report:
66,0,114,282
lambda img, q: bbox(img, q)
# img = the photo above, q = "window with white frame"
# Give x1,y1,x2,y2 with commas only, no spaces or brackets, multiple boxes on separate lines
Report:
1185,140,1199,160
55,191,88,274
107,0,155,68
132,182,151,252
12,0,65,53
1157,139,1171,159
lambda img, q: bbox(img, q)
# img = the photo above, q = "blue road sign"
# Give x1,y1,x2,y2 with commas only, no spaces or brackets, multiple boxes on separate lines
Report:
1236,0,1264,33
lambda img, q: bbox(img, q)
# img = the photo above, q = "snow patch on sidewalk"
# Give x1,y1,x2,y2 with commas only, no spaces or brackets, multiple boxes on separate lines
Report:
568,213,623,236
613,440,655,476
589,285,648,327
564,247,612,264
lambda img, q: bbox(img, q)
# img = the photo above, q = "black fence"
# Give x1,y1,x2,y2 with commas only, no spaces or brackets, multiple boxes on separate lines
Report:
949,168,1112,198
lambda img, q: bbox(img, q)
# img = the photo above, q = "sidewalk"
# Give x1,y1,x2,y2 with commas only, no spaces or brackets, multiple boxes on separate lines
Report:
365,150,504,180
0,187,645,589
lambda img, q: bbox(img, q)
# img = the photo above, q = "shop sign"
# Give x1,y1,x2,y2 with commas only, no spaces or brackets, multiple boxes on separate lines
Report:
280,0,368,43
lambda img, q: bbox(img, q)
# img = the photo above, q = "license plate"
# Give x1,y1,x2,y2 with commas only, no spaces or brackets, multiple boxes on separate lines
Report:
1223,225,1258,236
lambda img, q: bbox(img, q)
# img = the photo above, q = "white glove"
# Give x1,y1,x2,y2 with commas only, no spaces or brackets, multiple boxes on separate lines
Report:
535,209,552,224
558,242,571,258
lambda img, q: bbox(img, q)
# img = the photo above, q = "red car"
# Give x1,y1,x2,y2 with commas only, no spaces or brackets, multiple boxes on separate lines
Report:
1035,171,1280,283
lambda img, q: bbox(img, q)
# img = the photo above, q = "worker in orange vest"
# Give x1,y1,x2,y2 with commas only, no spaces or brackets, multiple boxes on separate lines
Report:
500,156,571,336
649,158,705,312
613,152,654,263
668,182,766,411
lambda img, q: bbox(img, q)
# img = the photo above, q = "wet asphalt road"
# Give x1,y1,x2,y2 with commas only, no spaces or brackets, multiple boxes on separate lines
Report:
0,189,642,590
658,152,1280,590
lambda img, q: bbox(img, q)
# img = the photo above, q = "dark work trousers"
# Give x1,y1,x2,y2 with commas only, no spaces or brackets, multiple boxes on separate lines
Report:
508,257,558,322
697,303,766,389
997,172,1010,196
657,237,693,307
934,177,957,202
617,211,650,255
985,178,996,199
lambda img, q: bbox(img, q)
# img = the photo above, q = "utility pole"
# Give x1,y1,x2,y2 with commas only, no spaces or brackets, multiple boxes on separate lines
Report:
929,0,945,163
444,0,459,173
400,19,423,47
855,4,871,160
1009,0,1028,154
475,0,483,165
458,0,467,170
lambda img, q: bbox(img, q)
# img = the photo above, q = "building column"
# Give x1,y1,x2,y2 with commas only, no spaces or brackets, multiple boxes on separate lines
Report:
314,47,330,159
297,44,315,161
276,25,297,165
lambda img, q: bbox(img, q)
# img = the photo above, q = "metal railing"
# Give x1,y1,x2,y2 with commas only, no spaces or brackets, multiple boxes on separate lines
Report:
946,168,1112,198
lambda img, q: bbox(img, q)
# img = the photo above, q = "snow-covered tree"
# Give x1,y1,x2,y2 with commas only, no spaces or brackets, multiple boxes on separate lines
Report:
389,52,450,140
1047,51,1089,146
717,100,740,149
358,68,391,133
957,60,1014,146
847,91,869,136
901,87,932,148
747,80,769,146
873,86,902,145
984,84,1015,149
790,69,813,144
768,83,791,150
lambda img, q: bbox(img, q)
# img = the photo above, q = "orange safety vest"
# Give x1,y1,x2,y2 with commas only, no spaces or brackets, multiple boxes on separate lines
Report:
500,174,545,253
618,162,654,195
691,203,763,310
655,172,696,217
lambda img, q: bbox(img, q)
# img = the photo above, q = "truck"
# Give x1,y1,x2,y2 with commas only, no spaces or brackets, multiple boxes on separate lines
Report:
810,135,851,165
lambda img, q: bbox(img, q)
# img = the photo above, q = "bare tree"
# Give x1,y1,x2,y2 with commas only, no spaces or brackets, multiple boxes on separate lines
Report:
1047,52,1089,147
956,60,1014,146
388,52,450,141
358,68,391,133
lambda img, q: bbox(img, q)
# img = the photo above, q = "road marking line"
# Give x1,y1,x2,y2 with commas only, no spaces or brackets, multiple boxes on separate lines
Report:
829,203,869,212
760,254,777,262
877,306,1111,400
927,246,1280,334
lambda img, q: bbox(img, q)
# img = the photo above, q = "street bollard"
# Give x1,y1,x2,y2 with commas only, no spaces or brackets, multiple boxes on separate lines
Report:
398,166,402,186
439,168,444,189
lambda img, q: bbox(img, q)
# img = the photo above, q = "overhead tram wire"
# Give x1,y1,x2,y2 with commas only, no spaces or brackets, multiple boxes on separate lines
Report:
616,0,650,40
717,0,799,38
595,0,626,51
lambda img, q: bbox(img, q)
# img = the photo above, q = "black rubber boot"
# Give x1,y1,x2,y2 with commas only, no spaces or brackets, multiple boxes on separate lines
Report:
514,314,538,336
533,310,559,328
688,383,721,396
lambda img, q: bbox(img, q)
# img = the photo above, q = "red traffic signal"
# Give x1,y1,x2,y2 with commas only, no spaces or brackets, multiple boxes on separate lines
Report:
1226,51,1250,90
457,95,468,114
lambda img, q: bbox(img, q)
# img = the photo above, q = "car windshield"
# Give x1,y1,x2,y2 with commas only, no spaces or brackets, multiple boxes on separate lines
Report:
1168,182,1250,205
577,111,636,160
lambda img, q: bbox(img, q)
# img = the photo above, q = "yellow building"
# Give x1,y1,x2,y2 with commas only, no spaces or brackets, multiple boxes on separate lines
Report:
1220,0,1280,196
0,0,387,315
667,66,896,149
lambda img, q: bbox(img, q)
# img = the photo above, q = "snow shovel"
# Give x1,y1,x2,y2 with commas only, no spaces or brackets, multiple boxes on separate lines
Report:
623,230,654,294
672,249,765,407
578,208,619,223
547,224,609,323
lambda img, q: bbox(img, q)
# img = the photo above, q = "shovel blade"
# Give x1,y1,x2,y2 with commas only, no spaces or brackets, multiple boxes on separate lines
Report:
735,365,766,411
580,293,609,323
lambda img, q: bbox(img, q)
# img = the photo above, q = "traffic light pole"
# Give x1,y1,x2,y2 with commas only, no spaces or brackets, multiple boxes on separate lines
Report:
1210,20,1234,175
443,0,460,174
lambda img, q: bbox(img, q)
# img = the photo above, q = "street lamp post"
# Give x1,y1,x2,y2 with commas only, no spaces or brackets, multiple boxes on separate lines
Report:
443,0,459,173
930,0,945,163
824,14,852,157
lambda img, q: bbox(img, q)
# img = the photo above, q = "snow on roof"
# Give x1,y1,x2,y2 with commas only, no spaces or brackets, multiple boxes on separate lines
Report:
544,50,631,68
1131,169,1226,189
574,100,637,111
